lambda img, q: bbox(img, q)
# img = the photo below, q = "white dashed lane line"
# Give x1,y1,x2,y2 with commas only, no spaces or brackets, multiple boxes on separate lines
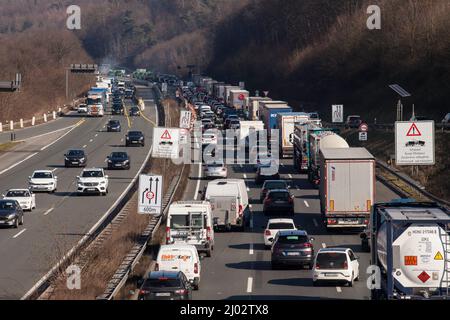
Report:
243,174,247,179
13,229,27,239
322,243,327,248
89,139,93,142
246,277,253,293
336,287,342,293
304,200,310,208
43,208,54,216
249,243,254,255
288,174,293,179
82,145,87,148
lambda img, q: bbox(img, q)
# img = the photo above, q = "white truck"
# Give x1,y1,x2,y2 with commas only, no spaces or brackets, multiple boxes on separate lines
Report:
228,89,249,110
247,97,272,120
276,112,310,158
239,121,265,141
204,179,249,231
319,148,375,230
223,86,240,106
166,201,214,257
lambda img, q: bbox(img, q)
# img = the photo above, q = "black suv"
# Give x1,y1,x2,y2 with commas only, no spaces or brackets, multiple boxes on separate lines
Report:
138,271,192,300
106,152,130,170
111,104,124,115
129,106,141,117
125,131,145,147
107,120,121,132
64,149,87,167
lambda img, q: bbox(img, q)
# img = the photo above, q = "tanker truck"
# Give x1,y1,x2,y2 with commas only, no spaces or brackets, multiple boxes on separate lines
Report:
362,199,450,300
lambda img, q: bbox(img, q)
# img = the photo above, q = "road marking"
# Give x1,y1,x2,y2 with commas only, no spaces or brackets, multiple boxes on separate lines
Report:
304,200,310,208
141,112,157,126
322,243,327,248
52,168,58,172
121,138,124,142
250,214,254,229
43,207,54,216
82,145,87,148
246,277,253,293
249,243,254,255
22,122,82,141
95,134,98,137
193,162,202,200
313,219,319,227
246,187,250,192
243,173,247,179
288,174,293,179
296,186,300,190
280,163,284,167
0,120,85,176
13,229,26,238
336,287,342,293
89,139,93,142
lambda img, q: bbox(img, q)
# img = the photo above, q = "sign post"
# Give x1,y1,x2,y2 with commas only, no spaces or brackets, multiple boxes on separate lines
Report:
395,121,435,165
332,105,344,123
138,174,163,215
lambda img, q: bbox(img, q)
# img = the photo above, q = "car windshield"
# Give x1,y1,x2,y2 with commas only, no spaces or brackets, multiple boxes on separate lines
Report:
268,191,289,201
265,181,287,189
33,172,52,179
109,121,119,125
81,170,103,178
170,213,203,229
349,116,360,121
6,190,29,197
268,223,294,230
0,201,15,210
111,152,127,158
128,131,142,137
208,163,224,168
316,252,347,269
68,150,84,156
144,278,182,289
277,235,308,244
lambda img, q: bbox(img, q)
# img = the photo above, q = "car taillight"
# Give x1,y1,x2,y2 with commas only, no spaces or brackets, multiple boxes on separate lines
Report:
315,263,320,269
206,226,211,241
343,260,348,269
262,189,267,194
327,219,337,225
166,227,170,243
264,198,272,205
288,196,294,204
265,230,271,236
194,263,198,274
139,289,149,295
364,219,369,225
175,289,187,295
154,263,159,271
303,242,312,248
238,204,243,215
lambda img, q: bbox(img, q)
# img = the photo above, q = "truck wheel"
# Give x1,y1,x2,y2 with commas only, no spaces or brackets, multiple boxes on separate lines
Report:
206,249,212,258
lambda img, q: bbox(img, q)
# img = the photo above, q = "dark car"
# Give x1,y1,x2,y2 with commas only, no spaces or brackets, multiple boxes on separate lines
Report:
107,152,130,170
271,230,315,270
138,271,192,300
263,189,294,215
129,106,141,117
345,115,362,129
256,163,280,184
126,131,145,147
111,104,124,115
64,149,87,167
107,120,121,132
260,180,290,202
0,200,24,228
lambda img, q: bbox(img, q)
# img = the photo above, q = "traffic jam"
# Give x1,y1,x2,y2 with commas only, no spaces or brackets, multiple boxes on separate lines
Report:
135,74,450,301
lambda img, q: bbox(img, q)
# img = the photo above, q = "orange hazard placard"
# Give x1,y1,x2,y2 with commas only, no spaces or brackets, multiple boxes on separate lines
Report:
404,256,417,266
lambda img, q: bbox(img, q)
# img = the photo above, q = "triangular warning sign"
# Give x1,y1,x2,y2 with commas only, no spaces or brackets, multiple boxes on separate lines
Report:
406,123,422,137
161,129,171,140
434,251,443,260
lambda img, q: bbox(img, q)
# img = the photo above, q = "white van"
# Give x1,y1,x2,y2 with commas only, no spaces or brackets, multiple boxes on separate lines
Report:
155,244,201,290
204,179,250,231
166,201,215,257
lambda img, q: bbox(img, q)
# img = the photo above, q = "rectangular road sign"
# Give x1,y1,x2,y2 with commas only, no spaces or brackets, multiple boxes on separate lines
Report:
359,132,367,141
138,174,163,215
179,110,192,129
152,127,181,159
395,121,435,165
332,105,344,123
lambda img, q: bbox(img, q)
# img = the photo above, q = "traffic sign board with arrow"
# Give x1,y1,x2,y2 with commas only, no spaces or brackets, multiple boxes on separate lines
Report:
138,174,163,215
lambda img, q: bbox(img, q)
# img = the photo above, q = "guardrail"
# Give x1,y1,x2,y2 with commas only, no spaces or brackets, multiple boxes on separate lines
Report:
23,84,157,300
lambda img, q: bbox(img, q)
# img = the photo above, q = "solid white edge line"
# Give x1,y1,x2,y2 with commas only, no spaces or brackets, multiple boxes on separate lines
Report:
13,229,27,239
21,123,155,300
246,277,253,293
40,121,83,151
0,152,39,175
249,243,254,255
43,208,54,216
22,124,77,142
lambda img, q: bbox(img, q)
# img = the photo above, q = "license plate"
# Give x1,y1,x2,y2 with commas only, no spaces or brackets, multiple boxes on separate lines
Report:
338,220,359,225
72,162,78,164
115,164,122,167
324,273,337,277
132,141,138,143
0,221,5,224
87,188,96,192
286,252,299,256
156,293,170,297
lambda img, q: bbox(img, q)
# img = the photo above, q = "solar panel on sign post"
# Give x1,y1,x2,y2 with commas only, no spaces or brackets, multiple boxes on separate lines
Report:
389,84,411,97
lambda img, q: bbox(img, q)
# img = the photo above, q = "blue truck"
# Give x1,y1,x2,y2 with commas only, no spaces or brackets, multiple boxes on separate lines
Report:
259,101,292,133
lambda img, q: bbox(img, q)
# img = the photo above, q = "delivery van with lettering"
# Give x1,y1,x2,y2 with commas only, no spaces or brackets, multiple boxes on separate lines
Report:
155,244,202,290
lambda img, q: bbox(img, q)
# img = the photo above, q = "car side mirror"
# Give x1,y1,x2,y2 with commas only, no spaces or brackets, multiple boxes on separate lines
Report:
55,177,58,180
76,176,80,179
355,256,360,260
309,237,315,241
268,238,274,242
105,175,109,179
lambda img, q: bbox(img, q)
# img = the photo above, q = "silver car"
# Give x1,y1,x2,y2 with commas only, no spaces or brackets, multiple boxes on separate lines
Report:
204,161,227,179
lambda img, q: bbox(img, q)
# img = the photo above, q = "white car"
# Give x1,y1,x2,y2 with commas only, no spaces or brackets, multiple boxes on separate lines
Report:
204,161,227,179
202,132,217,145
2,189,36,211
263,218,297,248
312,248,360,287
29,170,57,193
77,168,109,196
77,103,88,113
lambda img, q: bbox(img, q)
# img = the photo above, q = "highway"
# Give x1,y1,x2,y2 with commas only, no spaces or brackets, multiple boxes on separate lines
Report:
0,85,157,299
181,143,400,300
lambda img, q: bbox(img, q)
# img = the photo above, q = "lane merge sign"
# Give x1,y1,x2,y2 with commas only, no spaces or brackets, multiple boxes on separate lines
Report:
395,121,435,165
332,105,344,123
138,174,163,215
152,127,181,159
179,110,192,129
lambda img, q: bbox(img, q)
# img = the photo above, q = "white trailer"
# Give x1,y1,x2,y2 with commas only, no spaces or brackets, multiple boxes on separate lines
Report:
223,86,240,106
319,148,375,230
229,89,249,110
247,97,271,120
276,112,310,158
239,121,265,141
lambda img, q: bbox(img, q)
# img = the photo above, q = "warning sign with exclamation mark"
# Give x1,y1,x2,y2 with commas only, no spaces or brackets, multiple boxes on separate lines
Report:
395,121,435,165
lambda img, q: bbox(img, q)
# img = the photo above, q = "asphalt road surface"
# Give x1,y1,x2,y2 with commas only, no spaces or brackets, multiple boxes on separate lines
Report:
182,146,400,300
0,85,157,299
